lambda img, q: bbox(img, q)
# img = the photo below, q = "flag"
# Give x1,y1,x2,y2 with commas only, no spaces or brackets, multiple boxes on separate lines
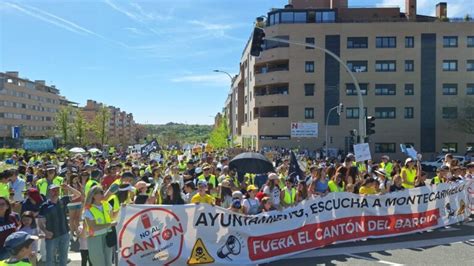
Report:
288,150,305,183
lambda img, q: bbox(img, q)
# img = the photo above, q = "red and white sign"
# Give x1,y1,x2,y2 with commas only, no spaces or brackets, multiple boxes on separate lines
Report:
117,181,472,265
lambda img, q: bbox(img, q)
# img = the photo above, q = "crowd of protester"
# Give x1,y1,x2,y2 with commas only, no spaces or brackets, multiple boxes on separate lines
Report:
0,149,472,265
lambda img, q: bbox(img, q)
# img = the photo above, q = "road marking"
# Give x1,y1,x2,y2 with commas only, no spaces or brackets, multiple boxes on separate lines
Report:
290,235,474,259
345,253,403,266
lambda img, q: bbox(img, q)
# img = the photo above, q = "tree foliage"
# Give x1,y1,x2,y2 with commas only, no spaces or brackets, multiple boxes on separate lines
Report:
144,123,212,146
92,106,111,146
208,115,230,149
74,109,87,146
55,106,72,145
451,98,474,135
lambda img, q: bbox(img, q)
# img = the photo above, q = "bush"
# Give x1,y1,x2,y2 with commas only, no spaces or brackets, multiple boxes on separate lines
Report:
0,149,25,160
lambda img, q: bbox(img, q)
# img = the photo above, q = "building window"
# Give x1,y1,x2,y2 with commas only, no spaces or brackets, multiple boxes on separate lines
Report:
405,84,414,95
375,143,396,153
304,107,314,119
347,37,368,48
443,36,458,47
442,83,458,95
467,84,474,95
305,61,314,72
347,60,368,72
305,37,315,49
404,107,414,119
467,60,474,71
468,36,474,47
375,107,396,119
405,60,414,72
346,107,367,119
442,107,458,119
375,60,396,72
316,11,336,23
304,83,315,96
442,143,457,153
376,37,396,48
443,60,458,71
375,84,396,95
346,83,368,95
405,36,414,48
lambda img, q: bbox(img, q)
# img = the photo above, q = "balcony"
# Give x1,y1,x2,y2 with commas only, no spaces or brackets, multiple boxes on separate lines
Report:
255,47,289,64
254,60,290,86
254,83,289,107
254,106,289,119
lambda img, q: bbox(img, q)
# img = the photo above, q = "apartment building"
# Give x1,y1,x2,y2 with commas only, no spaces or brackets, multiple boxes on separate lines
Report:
227,0,474,158
82,100,136,146
0,71,65,146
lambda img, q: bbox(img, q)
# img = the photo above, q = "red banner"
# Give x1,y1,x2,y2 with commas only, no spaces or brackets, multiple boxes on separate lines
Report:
248,209,439,261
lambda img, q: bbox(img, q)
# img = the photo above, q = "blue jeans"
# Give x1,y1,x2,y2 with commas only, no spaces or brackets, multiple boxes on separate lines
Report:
45,233,70,266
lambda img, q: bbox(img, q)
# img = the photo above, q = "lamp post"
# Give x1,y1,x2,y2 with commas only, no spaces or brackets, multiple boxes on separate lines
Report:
213,69,234,147
325,103,344,158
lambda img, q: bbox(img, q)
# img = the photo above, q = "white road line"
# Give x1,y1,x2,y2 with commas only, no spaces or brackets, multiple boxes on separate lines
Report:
345,253,403,266
290,235,474,259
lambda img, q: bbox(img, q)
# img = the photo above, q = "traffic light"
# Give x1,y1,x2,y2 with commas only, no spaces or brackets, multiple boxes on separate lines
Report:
365,116,376,135
250,18,266,56
337,103,344,116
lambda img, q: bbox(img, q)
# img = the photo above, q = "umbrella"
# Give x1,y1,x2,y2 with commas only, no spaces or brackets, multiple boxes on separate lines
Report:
229,152,274,174
69,147,86,153
88,148,101,153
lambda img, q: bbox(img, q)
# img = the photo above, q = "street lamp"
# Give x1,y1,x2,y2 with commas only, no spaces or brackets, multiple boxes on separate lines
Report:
325,103,344,158
213,69,234,147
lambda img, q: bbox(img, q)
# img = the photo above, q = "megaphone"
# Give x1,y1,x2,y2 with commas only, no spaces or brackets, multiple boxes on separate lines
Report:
217,235,241,261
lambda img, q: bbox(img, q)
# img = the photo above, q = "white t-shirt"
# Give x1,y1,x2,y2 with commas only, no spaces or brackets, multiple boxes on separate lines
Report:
263,185,280,207
242,198,259,214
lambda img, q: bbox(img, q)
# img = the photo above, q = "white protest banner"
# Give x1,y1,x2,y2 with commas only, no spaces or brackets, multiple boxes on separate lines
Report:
291,122,318,138
354,143,371,162
117,181,472,265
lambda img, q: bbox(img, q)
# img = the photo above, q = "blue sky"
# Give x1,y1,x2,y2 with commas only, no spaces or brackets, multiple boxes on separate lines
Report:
1,0,472,125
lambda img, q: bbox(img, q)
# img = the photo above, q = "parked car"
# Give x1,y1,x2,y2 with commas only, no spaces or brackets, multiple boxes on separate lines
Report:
421,155,466,172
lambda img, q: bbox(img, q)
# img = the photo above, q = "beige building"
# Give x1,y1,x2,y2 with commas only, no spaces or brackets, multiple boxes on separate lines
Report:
82,100,136,146
0,71,65,146
226,0,474,158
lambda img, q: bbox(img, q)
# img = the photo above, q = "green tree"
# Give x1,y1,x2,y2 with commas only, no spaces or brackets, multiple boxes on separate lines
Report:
56,106,72,145
74,109,87,146
451,98,474,135
92,106,111,146
208,115,230,149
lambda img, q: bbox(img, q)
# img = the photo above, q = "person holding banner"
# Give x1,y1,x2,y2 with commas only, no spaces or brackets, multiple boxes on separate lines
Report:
328,173,345,193
242,185,259,215
280,176,296,208
389,175,405,192
359,177,378,195
262,173,281,210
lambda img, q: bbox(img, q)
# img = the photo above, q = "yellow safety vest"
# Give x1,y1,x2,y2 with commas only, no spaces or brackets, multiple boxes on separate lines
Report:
380,162,393,179
401,167,416,189
36,176,63,196
84,179,99,197
108,194,120,214
283,187,296,205
0,183,10,198
87,201,111,237
0,260,32,266
244,173,256,185
328,180,345,192
433,176,443,185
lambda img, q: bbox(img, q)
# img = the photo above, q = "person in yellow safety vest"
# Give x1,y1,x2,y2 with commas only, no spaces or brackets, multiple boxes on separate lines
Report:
36,165,63,197
328,173,345,192
280,176,297,207
178,159,187,172
112,172,136,205
380,155,394,179
431,166,449,185
244,173,256,186
0,231,39,266
83,186,117,266
84,169,102,197
198,165,218,198
0,169,12,198
401,158,417,189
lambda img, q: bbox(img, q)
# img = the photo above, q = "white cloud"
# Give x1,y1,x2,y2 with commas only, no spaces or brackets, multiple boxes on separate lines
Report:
171,74,232,86
3,2,128,48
